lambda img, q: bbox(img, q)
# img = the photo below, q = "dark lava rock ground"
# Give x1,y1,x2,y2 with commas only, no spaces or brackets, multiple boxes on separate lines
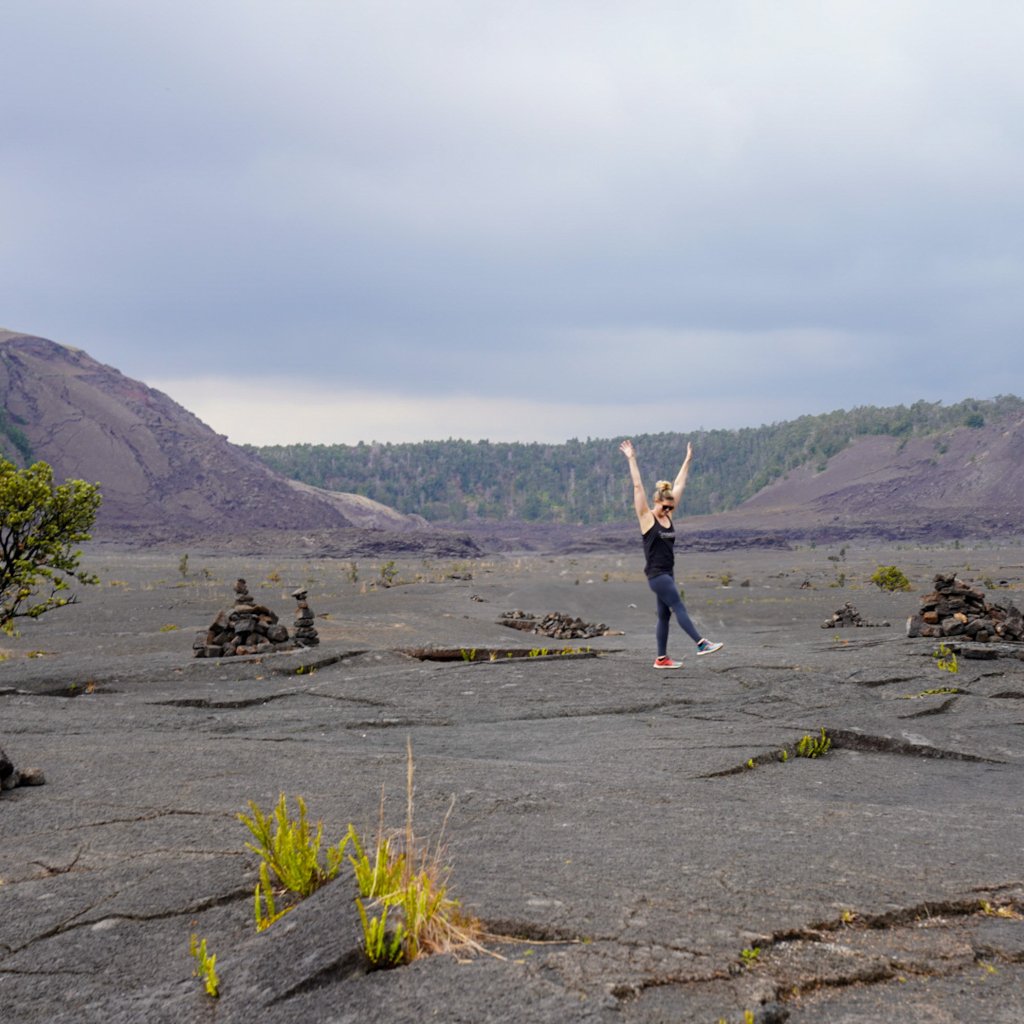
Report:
2,542,1024,1023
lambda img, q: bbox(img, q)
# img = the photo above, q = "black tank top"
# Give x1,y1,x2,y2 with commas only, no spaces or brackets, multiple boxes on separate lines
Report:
642,518,675,579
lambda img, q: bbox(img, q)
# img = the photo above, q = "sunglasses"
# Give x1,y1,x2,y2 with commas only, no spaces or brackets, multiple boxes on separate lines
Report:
660,503,675,512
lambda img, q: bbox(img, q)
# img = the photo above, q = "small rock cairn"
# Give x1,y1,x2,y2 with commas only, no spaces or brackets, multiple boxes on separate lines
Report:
906,573,1024,642
291,588,320,647
193,578,319,657
499,610,611,640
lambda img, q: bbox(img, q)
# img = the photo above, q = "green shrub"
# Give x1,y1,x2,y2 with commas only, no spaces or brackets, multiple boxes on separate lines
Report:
870,565,912,592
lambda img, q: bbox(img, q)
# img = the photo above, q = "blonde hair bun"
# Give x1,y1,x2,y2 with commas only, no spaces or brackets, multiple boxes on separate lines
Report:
652,480,674,503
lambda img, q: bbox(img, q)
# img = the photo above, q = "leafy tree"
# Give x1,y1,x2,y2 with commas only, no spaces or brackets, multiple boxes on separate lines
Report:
0,459,102,634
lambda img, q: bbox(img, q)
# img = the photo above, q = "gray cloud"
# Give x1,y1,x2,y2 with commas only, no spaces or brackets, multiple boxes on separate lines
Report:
3,1,1023,442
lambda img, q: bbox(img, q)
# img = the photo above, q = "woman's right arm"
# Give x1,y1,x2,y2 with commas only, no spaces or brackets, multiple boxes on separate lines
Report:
619,440,650,522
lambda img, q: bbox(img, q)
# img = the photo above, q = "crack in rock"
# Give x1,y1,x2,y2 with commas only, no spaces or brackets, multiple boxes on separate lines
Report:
483,918,588,945
827,728,1002,764
898,696,959,719
704,727,1002,778
312,692,398,709
841,675,921,688
67,808,225,830
776,893,1022,939
739,892,1024,1006
511,699,694,724
346,717,451,730
153,692,302,709
266,947,368,1005
0,685,120,698
267,652,359,675
10,885,254,954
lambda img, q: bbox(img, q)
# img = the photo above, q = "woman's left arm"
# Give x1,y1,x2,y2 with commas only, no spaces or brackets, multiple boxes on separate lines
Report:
671,442,693,504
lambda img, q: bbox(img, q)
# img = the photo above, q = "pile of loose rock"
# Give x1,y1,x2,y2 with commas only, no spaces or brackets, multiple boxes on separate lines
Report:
193,579,320,658
906,573,1024,642
1,745,44,792
821,602,890,629
499,610,612,640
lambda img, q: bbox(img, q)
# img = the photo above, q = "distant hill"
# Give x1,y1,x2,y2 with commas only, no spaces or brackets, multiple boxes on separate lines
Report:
249,397,1024,540
5,327,1021,549
696,417,1024,542
0,330,452,549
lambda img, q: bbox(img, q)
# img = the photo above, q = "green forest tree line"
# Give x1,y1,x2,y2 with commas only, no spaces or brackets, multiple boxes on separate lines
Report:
248,397,1022,524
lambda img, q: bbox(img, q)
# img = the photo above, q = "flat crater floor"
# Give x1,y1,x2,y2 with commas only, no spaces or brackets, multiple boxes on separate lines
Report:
2,543,1024,1023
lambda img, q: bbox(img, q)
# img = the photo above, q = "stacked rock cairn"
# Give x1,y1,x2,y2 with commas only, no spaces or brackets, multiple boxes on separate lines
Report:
906,573,1024,642
291,587,320,647
193,578,291,658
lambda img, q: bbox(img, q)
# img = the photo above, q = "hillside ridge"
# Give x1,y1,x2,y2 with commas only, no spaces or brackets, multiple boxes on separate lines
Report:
0,332,439,546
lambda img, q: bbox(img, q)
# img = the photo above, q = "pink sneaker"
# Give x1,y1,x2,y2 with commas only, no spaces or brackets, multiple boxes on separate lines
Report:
653,656,683,669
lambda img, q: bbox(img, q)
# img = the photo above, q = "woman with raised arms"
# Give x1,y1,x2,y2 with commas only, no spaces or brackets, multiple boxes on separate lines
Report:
620,438,723,669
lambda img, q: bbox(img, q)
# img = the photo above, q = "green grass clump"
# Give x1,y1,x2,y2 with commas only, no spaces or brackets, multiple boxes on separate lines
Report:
350,739,484,968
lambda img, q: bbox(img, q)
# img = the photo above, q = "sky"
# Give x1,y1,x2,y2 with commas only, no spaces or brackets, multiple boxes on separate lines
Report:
3,1,1023,446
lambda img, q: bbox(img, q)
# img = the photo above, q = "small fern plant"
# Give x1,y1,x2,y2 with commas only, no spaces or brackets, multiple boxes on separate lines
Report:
189,934,220,998
796,727,832,759
356,898,405,967
933,643,959,674
348,825,406,899
238,794,349,931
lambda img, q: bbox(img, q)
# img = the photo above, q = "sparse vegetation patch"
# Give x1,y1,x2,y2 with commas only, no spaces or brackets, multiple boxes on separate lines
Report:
238,741,484,971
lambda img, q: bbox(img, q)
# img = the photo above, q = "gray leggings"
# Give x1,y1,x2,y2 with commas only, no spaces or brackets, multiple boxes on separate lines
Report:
647,573,701,655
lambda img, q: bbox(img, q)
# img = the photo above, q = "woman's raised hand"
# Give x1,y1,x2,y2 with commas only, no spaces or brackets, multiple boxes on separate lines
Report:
620,439,635,459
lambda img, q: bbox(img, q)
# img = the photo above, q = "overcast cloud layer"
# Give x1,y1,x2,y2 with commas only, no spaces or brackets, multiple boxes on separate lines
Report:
3,1,1023,445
